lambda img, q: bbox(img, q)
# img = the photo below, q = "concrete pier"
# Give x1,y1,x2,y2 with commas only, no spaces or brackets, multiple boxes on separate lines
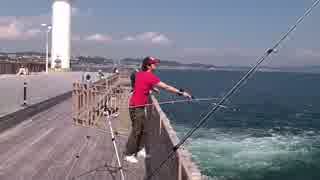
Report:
0,72,99,117
0,72,203,180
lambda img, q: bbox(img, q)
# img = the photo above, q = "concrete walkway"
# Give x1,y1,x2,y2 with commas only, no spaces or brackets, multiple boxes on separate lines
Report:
0,97,145,180
0,72,103,117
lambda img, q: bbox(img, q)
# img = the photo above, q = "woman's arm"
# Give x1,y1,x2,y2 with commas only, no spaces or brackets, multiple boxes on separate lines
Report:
155,81,192,98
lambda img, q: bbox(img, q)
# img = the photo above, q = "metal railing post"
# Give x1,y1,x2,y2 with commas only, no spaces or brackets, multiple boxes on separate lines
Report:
23,82,27,106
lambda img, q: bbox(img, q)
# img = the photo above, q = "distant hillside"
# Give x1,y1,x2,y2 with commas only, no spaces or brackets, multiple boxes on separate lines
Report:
6,52,320,73
77,56,113,65
0,51,45,56
0,52,218,70
120,57,217,69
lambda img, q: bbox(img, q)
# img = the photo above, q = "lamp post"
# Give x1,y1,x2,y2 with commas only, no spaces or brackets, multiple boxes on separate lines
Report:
41,24,52,73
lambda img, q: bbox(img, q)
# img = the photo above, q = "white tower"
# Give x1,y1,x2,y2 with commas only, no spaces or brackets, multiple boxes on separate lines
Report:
51,0,72,70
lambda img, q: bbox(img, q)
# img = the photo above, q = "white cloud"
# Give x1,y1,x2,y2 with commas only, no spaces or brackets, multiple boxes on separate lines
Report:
0,18,41,40
123,36,135,41
151,34,170,44
1,14,51,28
0,21,21,40
136,32,158,41
0,16,15,24
85,33,112,42
123,32,171,45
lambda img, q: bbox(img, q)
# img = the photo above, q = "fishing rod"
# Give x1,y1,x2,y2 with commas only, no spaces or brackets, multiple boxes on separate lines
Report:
128,97,228,109
146,0,320,179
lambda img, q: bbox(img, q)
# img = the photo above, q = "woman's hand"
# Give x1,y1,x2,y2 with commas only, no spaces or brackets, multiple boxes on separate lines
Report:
156,81,192,99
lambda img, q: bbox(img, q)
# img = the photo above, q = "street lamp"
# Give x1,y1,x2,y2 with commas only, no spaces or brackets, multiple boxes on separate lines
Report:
41,24,52,73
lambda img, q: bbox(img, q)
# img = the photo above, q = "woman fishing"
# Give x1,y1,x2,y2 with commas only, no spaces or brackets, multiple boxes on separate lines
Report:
124,56,192,163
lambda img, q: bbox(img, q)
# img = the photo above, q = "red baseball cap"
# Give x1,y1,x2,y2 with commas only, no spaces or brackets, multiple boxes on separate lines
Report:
143,56,160,65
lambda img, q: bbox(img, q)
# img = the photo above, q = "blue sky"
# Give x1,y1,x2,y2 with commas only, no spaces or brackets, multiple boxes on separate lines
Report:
0,0,319,66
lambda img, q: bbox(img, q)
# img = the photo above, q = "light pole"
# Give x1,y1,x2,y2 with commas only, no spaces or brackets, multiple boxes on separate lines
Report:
41,24,52,73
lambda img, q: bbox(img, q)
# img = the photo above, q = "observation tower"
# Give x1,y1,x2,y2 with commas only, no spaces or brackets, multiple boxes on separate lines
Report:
51,0,72,70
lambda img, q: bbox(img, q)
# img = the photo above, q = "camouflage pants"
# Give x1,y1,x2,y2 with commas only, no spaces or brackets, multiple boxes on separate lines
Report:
125,107,146,156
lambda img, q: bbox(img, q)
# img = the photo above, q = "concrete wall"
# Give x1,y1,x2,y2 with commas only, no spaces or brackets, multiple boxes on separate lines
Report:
145,96,203,180
0,61,45,74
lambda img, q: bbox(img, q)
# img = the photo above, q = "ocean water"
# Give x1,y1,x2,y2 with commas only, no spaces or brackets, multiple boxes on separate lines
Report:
157,70,320,180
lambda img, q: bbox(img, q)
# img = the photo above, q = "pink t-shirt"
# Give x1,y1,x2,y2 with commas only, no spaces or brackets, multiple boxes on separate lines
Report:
129,71,160,107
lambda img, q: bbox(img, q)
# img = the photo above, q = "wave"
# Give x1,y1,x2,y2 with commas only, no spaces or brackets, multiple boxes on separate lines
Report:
173,125,320,180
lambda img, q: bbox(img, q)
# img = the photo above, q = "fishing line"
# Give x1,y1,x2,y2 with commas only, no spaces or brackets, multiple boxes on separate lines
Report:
146,0,320,179
128,97,226,108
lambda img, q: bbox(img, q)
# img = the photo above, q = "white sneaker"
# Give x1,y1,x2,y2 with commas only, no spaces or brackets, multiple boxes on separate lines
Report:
124,155,138,163
137,148,147,158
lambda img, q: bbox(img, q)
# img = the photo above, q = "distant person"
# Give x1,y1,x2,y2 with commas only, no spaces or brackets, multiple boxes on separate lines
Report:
124,56,192,163
130,68,139,91
97,70,105,80
82,72,93,87
54,57,62,69
113,67,119,74
16,65,28,76
86,73,91,81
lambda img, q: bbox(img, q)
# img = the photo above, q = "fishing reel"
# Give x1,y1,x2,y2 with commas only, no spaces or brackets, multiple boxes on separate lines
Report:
177,88,195,100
